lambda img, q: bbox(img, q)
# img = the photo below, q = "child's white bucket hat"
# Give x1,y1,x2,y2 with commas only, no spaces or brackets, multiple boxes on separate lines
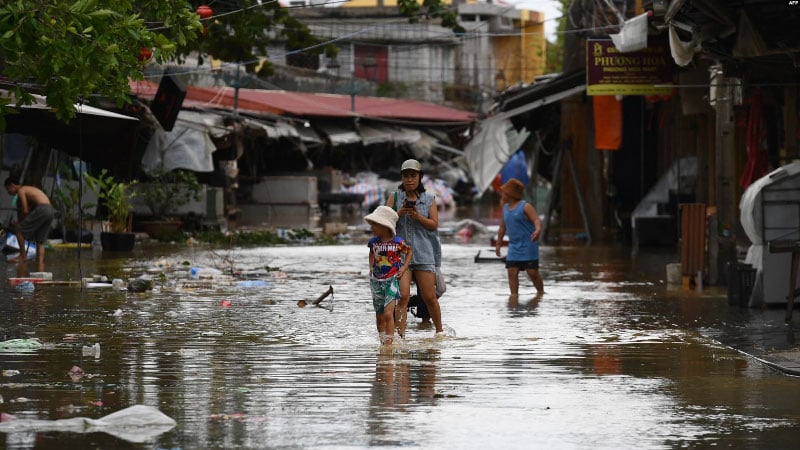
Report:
365,205,399,235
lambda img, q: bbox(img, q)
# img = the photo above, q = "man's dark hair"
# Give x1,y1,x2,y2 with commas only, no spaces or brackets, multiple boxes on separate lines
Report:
4,177,19,188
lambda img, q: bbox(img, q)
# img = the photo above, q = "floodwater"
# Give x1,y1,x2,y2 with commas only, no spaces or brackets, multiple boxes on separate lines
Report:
2,228,800,449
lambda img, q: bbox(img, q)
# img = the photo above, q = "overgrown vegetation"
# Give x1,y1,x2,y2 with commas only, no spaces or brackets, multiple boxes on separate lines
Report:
376,81,408,98
138,167,202,219
544,0,569,73
193,228,309,246
0,0,201,125
397,0,465,33
0,1,325,126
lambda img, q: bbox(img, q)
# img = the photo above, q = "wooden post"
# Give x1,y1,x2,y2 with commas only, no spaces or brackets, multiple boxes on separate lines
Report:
786,248,799,322
565,144,593,244
711,65,737,285
541,143,563,244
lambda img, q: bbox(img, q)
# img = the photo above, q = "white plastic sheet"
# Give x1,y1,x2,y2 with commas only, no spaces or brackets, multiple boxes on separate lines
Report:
669,23,697,67
463,118,515,196
610,12,648,53
142,122,216,174
0,405,176,443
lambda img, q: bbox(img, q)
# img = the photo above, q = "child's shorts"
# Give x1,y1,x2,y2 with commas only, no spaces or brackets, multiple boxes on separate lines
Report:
505,259,539,270
370,276,400,313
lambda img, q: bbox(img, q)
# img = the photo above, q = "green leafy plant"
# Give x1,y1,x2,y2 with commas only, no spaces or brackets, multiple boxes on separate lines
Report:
52,163,95,232
137,166,202,220
397,0,465,33
0,0,202,124
84,169,137,233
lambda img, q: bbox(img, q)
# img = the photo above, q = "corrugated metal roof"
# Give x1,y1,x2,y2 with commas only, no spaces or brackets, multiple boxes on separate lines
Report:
129,80,475,123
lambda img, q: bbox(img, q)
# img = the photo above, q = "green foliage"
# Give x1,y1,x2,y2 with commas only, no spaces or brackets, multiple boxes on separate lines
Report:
138,166,202,219
324,44,339,59
51,163,95,231
282,15,324,70
84,169,137,233
194,229,288,246
376,81,408,98
544,0,569,73
313,233,338,246
0,1,330,123
184,1,324,74
190,0,285,76
397,0,465,33
193,228,320,246
149,225,187,243
0,0,202,123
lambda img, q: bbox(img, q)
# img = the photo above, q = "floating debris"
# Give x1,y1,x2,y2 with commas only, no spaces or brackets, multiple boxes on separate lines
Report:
0,338,43,352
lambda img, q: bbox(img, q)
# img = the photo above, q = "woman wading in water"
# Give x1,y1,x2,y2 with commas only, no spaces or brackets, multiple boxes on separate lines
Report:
386,159,444,338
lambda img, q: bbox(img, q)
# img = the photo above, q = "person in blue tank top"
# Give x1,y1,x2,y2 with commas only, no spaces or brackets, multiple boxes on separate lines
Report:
495,178,544,296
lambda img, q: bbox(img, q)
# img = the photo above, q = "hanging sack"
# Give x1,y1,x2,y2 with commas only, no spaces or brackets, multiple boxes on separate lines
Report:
435,266,446,297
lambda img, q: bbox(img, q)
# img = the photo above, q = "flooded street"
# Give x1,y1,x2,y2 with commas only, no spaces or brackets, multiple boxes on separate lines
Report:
2,234,800,449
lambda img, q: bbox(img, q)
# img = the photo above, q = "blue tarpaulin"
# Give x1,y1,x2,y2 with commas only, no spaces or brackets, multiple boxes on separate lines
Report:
499,150,529,185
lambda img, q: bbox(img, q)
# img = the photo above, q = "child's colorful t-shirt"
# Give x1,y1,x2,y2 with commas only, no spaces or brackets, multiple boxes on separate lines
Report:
368,236,409,279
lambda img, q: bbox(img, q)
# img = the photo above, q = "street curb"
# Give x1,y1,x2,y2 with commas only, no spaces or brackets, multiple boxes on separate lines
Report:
734,348,800,377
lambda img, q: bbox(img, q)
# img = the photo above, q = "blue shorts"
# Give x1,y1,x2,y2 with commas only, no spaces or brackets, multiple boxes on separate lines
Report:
410,264,435,273
370,276,399,313
505,260,539,270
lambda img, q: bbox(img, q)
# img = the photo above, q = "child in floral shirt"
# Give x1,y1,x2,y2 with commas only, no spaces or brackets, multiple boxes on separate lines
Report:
366,206,412,345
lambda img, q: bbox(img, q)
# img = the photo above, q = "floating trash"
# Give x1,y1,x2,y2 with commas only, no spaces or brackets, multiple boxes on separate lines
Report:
236,280,270,288
82,343,101,358
0,404,176,443
0,338,43,353
13,280,36,291
190,267,223,280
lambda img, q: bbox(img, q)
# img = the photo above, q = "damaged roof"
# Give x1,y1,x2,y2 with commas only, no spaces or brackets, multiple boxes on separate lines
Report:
129,80,475,124
663,0,800,82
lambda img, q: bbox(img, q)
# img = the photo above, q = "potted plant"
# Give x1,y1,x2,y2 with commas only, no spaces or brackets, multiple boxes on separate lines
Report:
137,166,202,240
85,169,138,251
51,163,95,243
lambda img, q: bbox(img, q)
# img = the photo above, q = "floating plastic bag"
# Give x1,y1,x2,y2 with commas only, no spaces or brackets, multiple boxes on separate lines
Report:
0,404,176,443
435,267,446,297
236,280,270,288
82,343,101,358
0,338,43,353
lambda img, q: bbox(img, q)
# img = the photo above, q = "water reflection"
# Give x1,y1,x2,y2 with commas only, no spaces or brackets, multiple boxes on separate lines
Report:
506,293,542,316
3,241,800,448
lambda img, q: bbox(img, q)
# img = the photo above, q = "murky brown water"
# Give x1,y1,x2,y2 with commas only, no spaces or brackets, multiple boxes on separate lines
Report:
2,226,800,449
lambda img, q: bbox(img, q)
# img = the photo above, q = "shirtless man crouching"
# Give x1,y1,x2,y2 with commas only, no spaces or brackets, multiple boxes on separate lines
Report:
4,177,55,272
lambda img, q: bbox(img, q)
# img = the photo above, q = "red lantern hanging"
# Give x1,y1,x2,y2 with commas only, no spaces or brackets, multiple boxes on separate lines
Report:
196,5,213,19
196,5,213,36
138,47,153,62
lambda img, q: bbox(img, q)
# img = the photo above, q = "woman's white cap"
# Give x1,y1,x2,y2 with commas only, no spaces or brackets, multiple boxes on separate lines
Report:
365,205,399,235
400,159,421,172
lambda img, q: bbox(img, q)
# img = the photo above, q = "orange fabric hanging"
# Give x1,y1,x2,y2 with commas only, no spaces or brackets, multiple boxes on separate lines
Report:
593,95,623,150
